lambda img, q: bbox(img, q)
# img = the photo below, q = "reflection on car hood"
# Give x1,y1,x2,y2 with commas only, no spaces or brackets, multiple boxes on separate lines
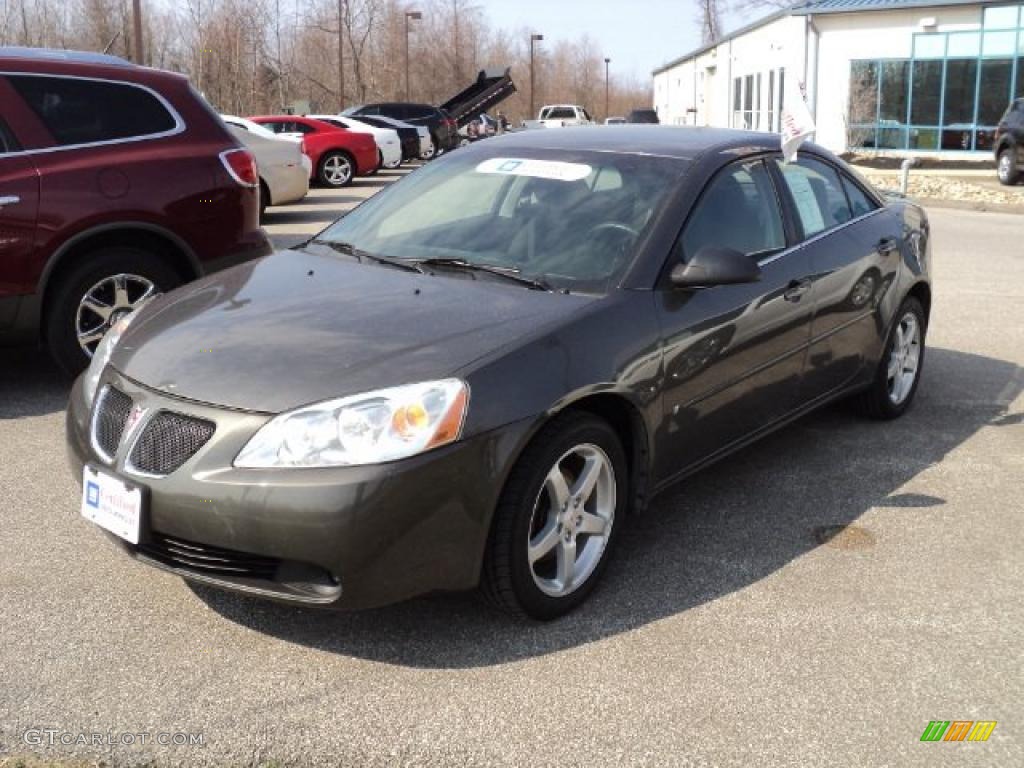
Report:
111,249,594,413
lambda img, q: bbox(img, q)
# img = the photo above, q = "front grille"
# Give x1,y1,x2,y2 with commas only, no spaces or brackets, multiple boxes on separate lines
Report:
137,533,282,580
93,386,133,461
128,411,215,476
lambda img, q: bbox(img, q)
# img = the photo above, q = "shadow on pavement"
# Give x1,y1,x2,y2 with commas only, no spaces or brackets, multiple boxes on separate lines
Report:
195,346,1022,669
0,345,69,419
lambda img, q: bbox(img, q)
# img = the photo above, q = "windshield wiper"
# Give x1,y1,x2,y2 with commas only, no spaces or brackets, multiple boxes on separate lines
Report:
311,240,425,274
416,258,553,292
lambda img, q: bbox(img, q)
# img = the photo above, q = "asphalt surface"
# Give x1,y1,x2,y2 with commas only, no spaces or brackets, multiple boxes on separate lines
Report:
0,183,1021,767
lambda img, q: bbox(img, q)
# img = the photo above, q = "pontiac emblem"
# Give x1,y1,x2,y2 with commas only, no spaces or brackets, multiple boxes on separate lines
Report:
124,405,145,434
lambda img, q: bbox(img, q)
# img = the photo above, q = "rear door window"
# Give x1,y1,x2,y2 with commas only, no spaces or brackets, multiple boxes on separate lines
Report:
7,75,177,147
771,157,853,239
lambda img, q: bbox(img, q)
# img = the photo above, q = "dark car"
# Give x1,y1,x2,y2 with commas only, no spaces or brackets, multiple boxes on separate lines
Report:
627,108,660,124
345,114,421,162
66,126,932,620
346,102,458,155
994,98,1023,185
0,47,271,373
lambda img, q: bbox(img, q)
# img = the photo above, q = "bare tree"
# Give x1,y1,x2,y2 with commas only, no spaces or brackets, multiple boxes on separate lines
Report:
696,0,724,45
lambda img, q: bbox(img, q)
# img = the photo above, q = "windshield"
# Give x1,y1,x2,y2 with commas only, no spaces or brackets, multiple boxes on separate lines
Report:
315,148,686,293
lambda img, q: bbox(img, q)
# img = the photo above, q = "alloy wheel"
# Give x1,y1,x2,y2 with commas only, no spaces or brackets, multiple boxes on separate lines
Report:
998,152,1011,183
75,273,158,357
323,154,353,186
527,443,616,597
886,311,921,405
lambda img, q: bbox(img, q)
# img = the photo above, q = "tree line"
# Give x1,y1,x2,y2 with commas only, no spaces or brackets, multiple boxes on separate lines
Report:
1,0,655,122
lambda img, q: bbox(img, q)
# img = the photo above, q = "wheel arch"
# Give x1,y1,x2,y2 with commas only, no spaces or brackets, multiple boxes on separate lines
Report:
38,222,201,337
499,392,654,520
905,280,931,329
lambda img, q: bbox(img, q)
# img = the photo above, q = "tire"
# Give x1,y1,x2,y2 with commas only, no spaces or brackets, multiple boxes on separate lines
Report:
258,179,270,221
317,151,354,188
45,247,182,376
853,296,926,420
997,147,1020,186
481,412,627,620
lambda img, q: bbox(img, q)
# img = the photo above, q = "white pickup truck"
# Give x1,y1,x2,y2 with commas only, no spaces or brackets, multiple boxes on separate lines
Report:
536,104,594,128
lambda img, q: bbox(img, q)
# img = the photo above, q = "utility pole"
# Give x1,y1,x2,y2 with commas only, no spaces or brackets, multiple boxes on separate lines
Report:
132,0,144,64
529,33,543,119
604,57,611,121
337,0,345,111
405,10,422,101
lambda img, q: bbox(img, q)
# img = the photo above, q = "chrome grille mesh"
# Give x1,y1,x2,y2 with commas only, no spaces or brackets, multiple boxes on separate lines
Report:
93,386,133,461
128,412,215,476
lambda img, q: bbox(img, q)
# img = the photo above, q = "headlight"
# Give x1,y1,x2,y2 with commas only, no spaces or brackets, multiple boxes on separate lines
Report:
82,310,139,409
234,379,469,468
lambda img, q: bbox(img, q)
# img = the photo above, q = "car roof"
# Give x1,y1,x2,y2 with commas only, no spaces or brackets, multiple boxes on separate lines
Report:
0,46,185,86
489,125,785,160
0,46,132,67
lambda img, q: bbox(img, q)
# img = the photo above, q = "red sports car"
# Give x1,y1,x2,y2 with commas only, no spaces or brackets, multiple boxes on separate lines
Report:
249,115,378,188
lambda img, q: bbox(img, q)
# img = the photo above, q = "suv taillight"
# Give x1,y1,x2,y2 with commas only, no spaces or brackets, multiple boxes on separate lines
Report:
219,148,259,187
444,117,457,129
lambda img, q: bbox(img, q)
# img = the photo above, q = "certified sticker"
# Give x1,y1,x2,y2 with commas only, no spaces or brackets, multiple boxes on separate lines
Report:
476,157,592,182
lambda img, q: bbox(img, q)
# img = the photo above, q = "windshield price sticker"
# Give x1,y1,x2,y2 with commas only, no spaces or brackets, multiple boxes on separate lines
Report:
476,158,592,182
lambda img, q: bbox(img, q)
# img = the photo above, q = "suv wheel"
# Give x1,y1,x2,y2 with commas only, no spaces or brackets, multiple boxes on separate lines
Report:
481,412,627,620
318,151,354,187
997,148,1020,185
46,247,182,376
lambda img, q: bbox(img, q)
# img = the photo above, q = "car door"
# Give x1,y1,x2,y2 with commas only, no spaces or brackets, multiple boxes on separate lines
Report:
770,155,901,398
654,157,815,479
0,112,40,328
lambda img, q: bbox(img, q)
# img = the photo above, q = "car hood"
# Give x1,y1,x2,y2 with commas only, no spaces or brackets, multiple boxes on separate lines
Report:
111,248,595,413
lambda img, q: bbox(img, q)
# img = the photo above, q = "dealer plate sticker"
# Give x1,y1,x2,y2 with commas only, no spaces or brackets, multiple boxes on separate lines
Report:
81,466,142,545
476,157,592,181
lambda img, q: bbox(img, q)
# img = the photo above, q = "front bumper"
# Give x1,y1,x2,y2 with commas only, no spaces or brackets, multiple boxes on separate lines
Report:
66,369,531,609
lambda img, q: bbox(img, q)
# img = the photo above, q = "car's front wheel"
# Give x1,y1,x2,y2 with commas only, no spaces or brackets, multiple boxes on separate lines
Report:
318,151,354,187
854,296,926,419
46,247,181,376
481,412,627,620
997,147,1020,185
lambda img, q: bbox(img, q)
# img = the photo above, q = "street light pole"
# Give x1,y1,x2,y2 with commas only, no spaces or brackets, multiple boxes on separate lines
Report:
405,11,422,102
338,0,345,111
604,57,611,121
529,33,544,119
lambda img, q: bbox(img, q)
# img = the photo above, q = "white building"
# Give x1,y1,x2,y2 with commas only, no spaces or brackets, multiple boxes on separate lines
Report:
652,0,1024,157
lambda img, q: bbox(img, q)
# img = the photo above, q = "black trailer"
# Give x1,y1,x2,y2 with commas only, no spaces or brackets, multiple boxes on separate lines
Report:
440,67,516,127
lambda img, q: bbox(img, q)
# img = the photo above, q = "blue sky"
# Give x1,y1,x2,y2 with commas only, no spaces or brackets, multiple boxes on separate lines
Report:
476,0,754,81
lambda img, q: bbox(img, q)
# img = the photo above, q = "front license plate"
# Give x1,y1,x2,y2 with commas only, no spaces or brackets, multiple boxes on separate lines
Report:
81,466,142,545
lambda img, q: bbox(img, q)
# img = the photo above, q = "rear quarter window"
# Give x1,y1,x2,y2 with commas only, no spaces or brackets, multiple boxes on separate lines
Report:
0,118,21,153
8,75,177,146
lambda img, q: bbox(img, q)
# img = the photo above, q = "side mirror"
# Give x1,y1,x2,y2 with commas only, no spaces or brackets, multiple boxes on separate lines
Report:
669,246,762,288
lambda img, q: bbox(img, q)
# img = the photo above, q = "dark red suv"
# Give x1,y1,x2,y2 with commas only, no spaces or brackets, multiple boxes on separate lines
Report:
0,48,271,373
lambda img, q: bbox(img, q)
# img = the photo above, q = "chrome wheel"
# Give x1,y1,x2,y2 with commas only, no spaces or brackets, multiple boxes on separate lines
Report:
75,273,158,357
420,143,436,160
886,312,921,405
322,154,353,186
527,443,616,598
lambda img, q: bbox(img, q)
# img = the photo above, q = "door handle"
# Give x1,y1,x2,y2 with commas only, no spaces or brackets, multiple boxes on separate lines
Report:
783,278,811,302
876,236,899,256
0,195,20,207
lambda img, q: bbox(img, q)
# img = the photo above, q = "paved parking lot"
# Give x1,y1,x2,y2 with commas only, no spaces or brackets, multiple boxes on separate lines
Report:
0,188,1021,767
